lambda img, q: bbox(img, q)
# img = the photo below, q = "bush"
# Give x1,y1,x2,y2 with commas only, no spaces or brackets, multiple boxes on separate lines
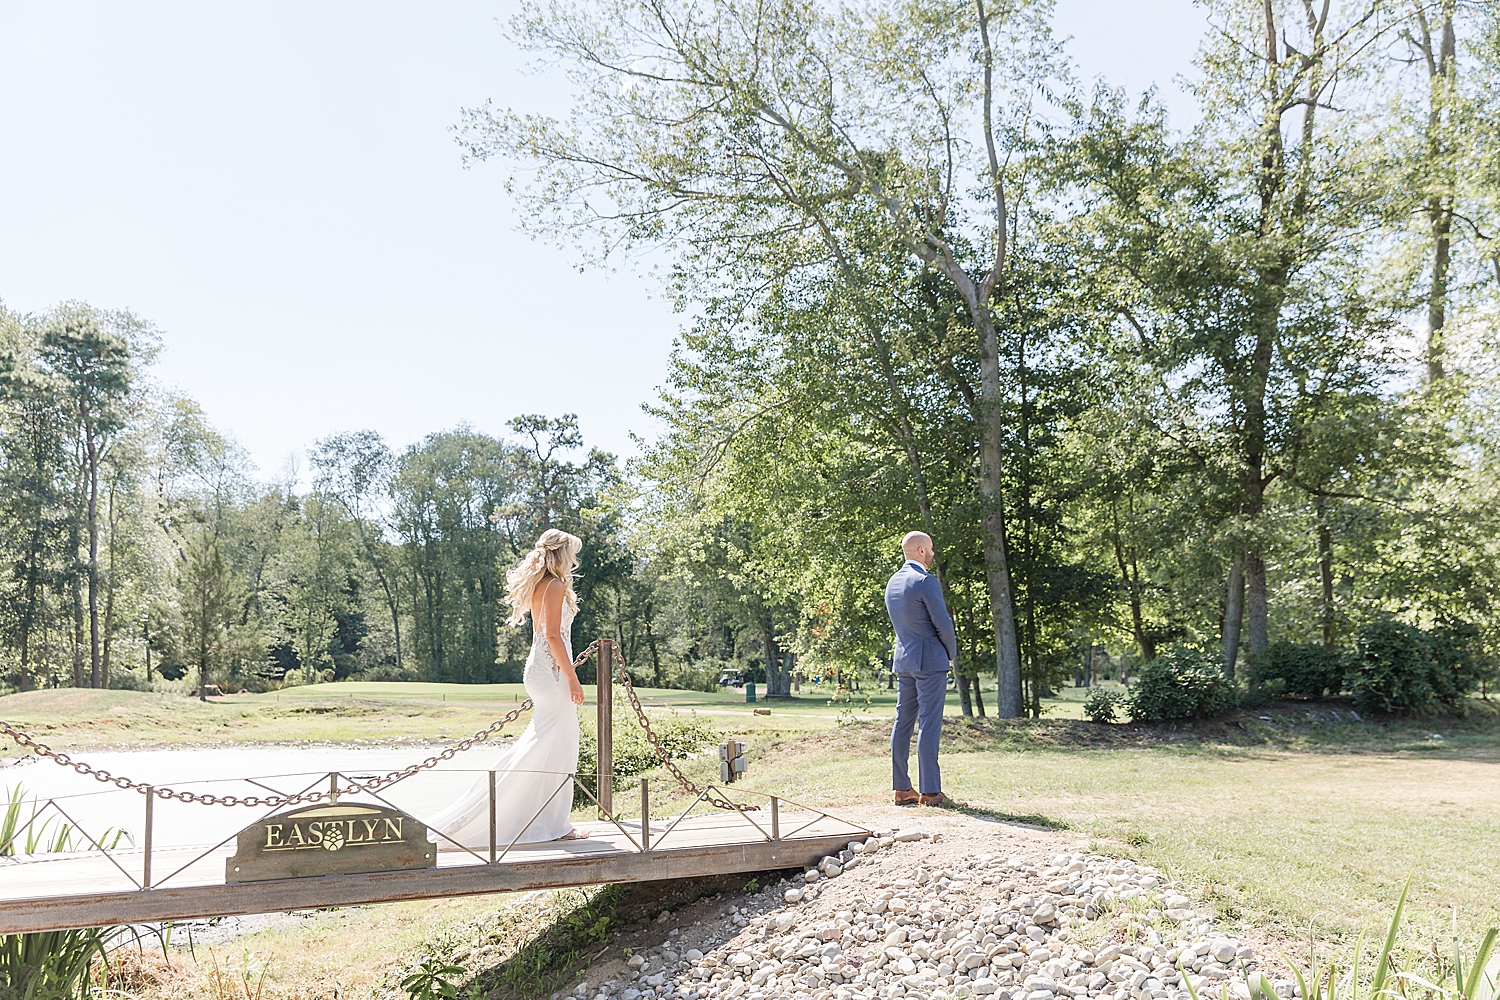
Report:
575,709,717,806
1127,645,1237,721
1249,641,1345,698
1083,687,1125,723
1346,617,1487,716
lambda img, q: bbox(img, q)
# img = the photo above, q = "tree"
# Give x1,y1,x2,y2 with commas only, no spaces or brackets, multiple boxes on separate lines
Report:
37,307,138,688
175,523,240,701
311,431,404,670
458,0,1072,715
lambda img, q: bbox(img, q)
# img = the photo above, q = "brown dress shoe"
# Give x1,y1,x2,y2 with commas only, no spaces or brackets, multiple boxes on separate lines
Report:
919,792,950,807
894,789,920,805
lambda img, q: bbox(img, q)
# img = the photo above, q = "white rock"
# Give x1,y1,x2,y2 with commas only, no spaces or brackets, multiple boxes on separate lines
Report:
1212,942,1237,965
804,870,821,884
895,830,925,842
785,887,805,903
825,863,844,878
627,954,646,970
685,949,703,962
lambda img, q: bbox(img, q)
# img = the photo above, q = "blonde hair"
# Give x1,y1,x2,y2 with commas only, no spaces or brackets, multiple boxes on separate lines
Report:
505,529,582,626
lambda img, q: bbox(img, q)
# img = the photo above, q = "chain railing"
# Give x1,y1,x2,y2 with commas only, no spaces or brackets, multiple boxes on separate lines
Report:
601,641,751,813
0,638,745,812
0,701,533,808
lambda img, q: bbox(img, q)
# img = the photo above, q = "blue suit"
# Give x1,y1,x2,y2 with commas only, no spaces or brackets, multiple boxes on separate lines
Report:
886,560,957,795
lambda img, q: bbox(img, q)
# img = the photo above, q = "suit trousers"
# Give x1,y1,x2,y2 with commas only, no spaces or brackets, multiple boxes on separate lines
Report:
891,670,947,795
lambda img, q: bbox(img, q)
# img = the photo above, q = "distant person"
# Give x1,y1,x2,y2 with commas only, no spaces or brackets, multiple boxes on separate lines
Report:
885,531,958,807
428,529,590,846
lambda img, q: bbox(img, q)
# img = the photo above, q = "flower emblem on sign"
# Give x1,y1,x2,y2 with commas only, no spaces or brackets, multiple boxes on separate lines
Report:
322,825,345,851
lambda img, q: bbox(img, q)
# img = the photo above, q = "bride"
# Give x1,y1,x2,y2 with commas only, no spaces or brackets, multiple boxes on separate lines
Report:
428,529,590,848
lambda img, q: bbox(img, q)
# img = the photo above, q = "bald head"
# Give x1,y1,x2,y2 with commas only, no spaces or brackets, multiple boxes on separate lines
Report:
902,531,935,568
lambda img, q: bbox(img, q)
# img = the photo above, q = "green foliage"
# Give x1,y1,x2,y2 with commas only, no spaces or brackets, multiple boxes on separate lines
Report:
401,958,471,1000
575,710,717,805
1082,687,1125,724
481,885,627,1000
1249,642,1346,699
1186,876,1500,1000
1347,618,1488,717
1127,646,1237,722
0,786,127,1000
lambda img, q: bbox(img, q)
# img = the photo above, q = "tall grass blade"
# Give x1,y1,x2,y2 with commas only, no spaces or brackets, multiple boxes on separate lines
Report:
1458,929,1494,1000
1372,875,1413,995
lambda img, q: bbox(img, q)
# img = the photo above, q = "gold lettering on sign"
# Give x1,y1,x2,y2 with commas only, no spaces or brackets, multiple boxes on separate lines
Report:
228,802,432,881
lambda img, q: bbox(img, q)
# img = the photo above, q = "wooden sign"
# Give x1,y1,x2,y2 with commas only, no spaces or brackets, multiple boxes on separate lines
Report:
226,803,436,883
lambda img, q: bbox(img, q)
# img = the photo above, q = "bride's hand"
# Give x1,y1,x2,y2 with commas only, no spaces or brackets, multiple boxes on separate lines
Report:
568,677,586,706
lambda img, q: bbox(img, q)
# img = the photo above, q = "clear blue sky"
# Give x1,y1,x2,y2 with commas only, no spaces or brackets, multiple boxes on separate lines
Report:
0,1,1206,477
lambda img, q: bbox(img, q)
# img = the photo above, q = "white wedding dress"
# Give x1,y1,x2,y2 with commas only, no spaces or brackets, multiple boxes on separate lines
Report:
429,601,580,850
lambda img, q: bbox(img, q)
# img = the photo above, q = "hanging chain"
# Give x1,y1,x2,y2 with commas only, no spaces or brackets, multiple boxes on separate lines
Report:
1,638,744,811
0,700,532,808
600,641,751,812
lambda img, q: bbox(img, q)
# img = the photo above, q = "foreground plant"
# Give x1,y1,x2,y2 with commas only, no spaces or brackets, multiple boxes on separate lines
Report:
0,785,134,1000
1183,878,1498,1000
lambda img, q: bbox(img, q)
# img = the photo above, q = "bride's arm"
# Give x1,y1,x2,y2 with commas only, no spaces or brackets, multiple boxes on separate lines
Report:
539,579,586,706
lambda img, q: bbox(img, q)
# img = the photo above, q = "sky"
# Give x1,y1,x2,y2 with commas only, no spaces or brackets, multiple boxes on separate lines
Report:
0,1,1208,480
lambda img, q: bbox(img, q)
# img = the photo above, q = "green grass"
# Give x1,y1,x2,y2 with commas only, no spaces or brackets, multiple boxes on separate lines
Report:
743,710,1500,952
7,681,1500,965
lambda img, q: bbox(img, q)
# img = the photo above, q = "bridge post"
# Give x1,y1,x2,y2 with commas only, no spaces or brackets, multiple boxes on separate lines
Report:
597,639,614,818
143,787,153,889
640,778,650,851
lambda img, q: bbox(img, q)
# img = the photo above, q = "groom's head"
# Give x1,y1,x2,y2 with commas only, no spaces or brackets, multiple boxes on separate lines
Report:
901,531,935,569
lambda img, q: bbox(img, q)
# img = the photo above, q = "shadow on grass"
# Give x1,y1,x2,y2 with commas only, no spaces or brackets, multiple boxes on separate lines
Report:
944,801,1071,831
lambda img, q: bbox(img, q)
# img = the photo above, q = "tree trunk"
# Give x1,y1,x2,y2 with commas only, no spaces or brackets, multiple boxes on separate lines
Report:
1222,551,1245,678
761,615,783,700
1112,509,1156,663
1317,503,1335,650
957,671,973,717
1245,547,1269,655
84,422,102,689
1423,1,1456,382
71,526,86,690
1426,207,1452,381
976,313,1023,715
971,676,985,717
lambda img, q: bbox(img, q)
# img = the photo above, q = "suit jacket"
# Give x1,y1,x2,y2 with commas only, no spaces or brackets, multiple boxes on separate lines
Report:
885,560,958,673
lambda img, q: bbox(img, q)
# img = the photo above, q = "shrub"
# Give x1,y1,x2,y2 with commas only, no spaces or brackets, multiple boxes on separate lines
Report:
1347,617,1487,716
575,709,717,805
1082,687,1125,723
1249,641,1345,698
1127,645,1237,721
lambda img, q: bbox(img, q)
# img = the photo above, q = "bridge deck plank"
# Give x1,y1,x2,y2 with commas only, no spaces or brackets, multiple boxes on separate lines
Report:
0,812,864,934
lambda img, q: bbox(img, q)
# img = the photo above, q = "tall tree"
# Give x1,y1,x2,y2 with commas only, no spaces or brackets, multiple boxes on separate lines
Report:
459,0,1071,715
311,431,404,670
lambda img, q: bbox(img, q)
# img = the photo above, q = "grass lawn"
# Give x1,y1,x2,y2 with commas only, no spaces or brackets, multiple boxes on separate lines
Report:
5,681,1498,960
737,705,1500,952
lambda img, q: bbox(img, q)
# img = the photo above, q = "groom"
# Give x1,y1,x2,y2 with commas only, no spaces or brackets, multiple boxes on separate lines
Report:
886,531,957,807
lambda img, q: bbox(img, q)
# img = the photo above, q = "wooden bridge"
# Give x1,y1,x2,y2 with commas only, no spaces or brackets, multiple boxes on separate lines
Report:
0,641,869,935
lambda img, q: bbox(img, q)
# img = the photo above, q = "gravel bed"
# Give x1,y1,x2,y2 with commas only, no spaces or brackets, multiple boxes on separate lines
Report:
565,820,1290,1000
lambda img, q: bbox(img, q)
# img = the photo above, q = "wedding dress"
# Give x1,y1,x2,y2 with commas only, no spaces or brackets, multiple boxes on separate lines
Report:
428,600,580,849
